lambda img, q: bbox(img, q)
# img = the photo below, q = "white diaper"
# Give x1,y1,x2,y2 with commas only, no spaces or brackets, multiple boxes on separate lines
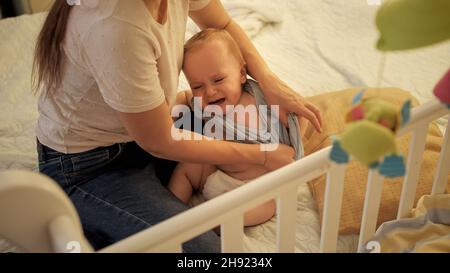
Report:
202,170,248,200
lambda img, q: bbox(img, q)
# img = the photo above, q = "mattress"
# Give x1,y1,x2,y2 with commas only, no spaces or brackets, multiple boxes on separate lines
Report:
0,0,448,253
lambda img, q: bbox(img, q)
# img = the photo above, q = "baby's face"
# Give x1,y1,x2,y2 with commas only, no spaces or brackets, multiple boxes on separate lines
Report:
183,39,246,114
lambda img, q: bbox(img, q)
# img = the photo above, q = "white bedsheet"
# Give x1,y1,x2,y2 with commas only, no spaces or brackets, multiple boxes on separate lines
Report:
0,0,449,253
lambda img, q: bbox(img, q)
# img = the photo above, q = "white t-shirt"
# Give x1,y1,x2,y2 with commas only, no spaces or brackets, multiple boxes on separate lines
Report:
36,0,210,153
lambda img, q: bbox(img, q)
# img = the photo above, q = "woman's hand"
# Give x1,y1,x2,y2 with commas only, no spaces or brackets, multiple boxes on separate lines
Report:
260,73,323,133
263,144,295,171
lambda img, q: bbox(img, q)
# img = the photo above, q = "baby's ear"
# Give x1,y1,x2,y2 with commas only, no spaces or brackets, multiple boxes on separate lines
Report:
240,64,248,83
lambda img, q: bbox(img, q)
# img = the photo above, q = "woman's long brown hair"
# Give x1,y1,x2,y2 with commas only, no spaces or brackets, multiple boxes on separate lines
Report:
32,1,73,94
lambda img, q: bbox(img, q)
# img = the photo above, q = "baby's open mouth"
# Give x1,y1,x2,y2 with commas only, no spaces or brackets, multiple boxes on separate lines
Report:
209,98,226,105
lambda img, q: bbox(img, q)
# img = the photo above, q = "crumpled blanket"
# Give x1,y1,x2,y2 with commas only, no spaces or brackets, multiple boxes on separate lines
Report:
222,0,283,37
365,194,450,253
186,0,283,40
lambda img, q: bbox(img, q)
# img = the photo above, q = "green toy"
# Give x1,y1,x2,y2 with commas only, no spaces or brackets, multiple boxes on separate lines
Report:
376,0,450,51
376,0,450,107
330,90,411,177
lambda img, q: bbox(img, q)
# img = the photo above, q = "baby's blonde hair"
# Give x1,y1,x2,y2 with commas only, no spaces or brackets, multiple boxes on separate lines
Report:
184,28,246,68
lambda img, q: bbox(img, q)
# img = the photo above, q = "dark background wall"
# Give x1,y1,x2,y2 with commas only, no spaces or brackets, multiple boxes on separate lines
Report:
0,1,17,18
0,0,32,18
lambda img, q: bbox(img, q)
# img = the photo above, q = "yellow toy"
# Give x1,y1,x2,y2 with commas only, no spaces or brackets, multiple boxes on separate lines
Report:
330,90,411,177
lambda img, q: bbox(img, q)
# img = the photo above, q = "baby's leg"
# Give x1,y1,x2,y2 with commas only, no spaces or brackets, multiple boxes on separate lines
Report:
168,163,216,204
244,199,276,226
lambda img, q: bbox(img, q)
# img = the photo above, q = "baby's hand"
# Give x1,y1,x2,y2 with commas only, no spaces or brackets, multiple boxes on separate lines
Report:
262,144,295,171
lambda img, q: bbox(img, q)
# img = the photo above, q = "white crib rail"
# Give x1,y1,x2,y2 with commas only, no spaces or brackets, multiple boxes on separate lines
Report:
100,146,332,253
221,216,244,252
319,163,346,252
276,189,298,252
357,169,384,252
432,118,450,195
100,99,449,253
396,125,428,220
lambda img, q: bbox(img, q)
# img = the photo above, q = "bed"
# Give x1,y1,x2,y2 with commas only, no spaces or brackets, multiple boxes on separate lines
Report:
0,0,449,253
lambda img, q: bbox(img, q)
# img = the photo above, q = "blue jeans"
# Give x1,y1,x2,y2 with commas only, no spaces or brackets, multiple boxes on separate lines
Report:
37,140,220,252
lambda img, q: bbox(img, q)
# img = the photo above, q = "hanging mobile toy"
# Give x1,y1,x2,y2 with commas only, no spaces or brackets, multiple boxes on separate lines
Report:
376,0,450,107
330,0,450,177
330,90,411,177
433,69,450,108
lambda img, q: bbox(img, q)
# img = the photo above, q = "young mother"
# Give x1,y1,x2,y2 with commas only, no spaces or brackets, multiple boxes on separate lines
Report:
34,0,322,252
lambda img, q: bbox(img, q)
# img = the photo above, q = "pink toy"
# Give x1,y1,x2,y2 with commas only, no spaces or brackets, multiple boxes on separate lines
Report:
434,68,450,108
351,106,365,120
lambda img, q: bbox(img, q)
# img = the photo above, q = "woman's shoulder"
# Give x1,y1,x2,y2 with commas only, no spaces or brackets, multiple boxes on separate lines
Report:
72,0,150,35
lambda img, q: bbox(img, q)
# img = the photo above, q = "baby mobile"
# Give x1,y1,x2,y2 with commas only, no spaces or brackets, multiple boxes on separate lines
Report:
329,0,450,176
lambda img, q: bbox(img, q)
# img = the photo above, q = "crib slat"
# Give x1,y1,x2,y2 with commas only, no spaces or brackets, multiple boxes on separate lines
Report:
432,119,450,195
148,243,182,253
221,216,244,253
276,189,298,253
48,215,93,253
358,169,384,253
397,125,429,219
320,163,346,253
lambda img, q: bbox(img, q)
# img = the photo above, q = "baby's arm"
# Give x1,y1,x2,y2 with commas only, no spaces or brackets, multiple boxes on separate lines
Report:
168,162,217,204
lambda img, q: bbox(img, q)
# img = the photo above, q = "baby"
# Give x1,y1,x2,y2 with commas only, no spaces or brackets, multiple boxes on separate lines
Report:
168,29,303,226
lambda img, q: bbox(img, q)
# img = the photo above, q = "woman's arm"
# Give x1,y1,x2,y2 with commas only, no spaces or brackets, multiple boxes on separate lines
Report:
117,101,294,170
189,0,322,132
